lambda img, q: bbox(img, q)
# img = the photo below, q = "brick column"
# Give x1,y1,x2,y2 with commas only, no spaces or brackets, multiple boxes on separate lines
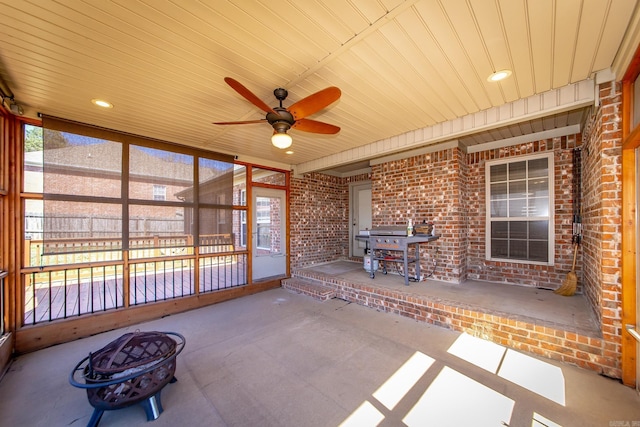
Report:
582,81,623,377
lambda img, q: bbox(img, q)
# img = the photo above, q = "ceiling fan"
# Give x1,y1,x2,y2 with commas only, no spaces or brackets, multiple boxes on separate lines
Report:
213,77,341,149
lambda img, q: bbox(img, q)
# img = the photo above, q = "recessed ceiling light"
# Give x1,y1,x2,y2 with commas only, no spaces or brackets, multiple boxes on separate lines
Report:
487,70,512,82
285,150,294,155
91,98,113,108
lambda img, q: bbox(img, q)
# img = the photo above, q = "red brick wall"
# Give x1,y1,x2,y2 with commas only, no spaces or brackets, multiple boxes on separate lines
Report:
371,148,467,282
290,172,370,268
466,137,580,289
582,81,623,372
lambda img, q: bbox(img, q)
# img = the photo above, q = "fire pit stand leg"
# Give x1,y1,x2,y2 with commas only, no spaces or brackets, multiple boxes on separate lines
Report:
87,409,105,427
141,376,178,421
142,391,163,421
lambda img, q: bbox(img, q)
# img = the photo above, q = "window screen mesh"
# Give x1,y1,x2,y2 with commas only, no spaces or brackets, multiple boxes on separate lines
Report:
42,116,234,256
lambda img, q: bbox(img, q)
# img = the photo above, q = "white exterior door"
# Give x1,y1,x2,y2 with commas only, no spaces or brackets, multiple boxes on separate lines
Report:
350,182,372,257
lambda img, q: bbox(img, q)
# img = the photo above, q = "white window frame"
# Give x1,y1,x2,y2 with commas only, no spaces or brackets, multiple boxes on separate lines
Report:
240,189,247,247
485,152,555,266
152,184,166,201
217,194,226,225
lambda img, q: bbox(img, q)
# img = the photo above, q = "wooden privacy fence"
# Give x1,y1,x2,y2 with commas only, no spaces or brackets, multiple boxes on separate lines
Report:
24,213,185,241
26,234,234,264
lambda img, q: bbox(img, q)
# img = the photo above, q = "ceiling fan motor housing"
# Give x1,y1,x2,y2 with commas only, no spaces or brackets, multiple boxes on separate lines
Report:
267,107,294,133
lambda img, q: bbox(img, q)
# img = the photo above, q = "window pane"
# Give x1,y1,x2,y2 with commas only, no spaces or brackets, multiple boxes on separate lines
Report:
529,221,548,240
509,240,527,258
510,221,527,239
24,125,43,193
529,241,548,262
42,200,122,256
491,240,508,258
233,209,247,249
529,221,549,240
508,199,526,217
491,221,508,238
529,197,549,217
490,183,507,200
199,157,234,205
256,223,271,249
130,146,193,202
509,181,526,198
509,161,526,180
528,157,548,177
529,177,548,197
255,195,282,253
490,164,506,182
199,207,234,254
491,200,507,217
25,199,43,241
199,207,233,237
234,165,247,206
129,204,186,242
44,137,122,197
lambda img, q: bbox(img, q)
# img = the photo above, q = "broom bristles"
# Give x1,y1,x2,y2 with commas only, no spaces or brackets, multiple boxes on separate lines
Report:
554,271,577,296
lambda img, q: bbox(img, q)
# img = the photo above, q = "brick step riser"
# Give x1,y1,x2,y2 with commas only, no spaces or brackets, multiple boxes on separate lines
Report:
287,271,617,377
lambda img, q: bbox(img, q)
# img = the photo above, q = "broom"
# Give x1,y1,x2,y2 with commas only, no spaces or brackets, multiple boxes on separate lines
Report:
555,241,578,296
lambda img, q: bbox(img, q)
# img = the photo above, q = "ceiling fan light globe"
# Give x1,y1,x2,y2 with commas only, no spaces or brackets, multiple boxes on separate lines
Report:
271,132,292,149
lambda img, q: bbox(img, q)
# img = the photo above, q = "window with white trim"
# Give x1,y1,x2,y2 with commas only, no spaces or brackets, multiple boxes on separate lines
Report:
240,190,247,247
486,153,554,264
152,184,166,201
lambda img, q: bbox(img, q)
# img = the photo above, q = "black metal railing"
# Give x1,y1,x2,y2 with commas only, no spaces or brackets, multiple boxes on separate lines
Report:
199,253,248,293
23,251,249,325
129,258,195,306
24,264,124,324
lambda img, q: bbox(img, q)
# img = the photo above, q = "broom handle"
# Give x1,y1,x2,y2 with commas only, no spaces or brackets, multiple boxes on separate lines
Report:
571,242,578,270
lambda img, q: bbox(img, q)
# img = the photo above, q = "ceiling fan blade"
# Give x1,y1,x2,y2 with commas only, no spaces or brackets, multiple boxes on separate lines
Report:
288,87,341,120
213,119,266,125
224,77,278,115
291,118,340,134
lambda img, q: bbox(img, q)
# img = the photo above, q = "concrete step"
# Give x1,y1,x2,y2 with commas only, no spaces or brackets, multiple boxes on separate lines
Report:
281,278,335,302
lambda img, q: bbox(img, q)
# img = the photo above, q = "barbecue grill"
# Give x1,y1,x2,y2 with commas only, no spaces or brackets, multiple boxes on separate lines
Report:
368,226,439,285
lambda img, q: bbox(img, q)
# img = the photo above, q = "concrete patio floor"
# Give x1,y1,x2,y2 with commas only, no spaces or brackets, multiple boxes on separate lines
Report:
0,287,638,427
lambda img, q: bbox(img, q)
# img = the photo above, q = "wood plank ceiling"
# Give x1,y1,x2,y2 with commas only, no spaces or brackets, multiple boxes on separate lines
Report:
0,0,637,172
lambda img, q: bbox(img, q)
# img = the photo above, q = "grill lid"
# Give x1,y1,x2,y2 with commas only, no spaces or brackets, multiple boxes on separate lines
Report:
369,226,408,236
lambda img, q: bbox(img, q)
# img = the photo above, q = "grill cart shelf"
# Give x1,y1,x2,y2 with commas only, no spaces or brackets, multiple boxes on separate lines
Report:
368,230,439,286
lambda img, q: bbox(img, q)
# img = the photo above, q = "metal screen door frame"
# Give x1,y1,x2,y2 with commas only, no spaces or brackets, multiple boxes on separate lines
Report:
252,187,287,280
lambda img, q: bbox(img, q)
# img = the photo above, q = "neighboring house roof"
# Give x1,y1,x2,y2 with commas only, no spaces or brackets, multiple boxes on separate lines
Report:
41,141,195,183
